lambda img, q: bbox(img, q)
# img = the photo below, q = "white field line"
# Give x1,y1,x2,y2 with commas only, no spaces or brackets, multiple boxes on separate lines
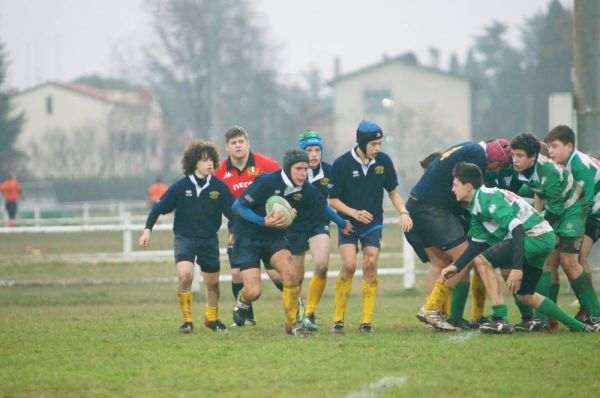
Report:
345,376,407,398
446,331,480,343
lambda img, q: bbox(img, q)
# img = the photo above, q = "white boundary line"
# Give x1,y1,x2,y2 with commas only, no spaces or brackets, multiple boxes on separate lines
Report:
345,376,407,398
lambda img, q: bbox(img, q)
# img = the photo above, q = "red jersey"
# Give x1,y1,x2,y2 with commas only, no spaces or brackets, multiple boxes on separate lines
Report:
1,178,22,201
213,152,280,198
147,182,168,202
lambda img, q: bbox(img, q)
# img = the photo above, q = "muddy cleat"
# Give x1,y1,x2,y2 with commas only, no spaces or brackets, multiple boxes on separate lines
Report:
416,306,427,323
301,313,318,331
469,316,492,328
296,297,306,323
359,323,374,334
204,319,228,333
479,318,514,334
179,322,193,334
583,323,600,333
330,321,345,335
286,323,309,336
423,310,457,331
232,293,250,327
513,317,550,332
574,307,590,324
447,318,476,330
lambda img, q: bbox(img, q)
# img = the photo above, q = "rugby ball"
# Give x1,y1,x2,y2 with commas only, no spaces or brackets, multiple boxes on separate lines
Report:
265,195,295,228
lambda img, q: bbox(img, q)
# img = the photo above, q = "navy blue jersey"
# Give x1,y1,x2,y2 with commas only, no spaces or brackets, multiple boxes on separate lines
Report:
288,161,333,232
411,142,487,215
234,171,326,240
329,149,398,234
151,175,233,238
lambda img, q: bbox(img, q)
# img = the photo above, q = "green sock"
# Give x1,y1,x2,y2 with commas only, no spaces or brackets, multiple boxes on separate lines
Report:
492,304,508,321
549,283,560,303
514,298,533,320
449,281,470,322
570,271,600,317
533,272,551,320
538,297,585,331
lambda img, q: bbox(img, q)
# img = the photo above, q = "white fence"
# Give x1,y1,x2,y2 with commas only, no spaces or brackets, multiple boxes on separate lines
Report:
0,215,417,289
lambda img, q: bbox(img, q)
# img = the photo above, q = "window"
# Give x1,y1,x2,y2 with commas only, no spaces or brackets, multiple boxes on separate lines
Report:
46,95,53,115
363,90,393,114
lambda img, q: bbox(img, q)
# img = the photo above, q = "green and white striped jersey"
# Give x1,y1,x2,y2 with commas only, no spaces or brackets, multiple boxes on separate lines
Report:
565,150,600,221
515,155,583,216
468,186,553,245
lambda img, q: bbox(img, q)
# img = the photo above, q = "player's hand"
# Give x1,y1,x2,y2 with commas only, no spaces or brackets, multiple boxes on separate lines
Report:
228,233,235,245
440,264,458,282
341,220,354,235
398,212,413,232
138,229,151,248
265,210,288,229
506,269,523,294
352,209,373,224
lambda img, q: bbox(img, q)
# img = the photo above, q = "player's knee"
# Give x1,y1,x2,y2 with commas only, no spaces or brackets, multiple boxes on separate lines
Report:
314,264,328,277
244,285,262,301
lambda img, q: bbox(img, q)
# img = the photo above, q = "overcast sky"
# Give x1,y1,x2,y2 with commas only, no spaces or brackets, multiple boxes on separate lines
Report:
0,0,568,90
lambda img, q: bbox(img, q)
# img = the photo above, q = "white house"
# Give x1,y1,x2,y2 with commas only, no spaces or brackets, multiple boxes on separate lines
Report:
331,53,471,187
11,82,166,178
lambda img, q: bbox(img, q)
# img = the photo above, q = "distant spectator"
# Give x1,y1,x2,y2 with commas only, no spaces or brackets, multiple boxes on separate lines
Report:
1,173,22,227
147,177,168,206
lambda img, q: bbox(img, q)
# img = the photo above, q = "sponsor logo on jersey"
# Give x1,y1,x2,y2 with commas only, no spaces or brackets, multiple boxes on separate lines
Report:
209,191,220,199
232,181,252,191
224,172,232,179
352,170,360,178
375,165,384,174
185,189,193,197
244,194,254,203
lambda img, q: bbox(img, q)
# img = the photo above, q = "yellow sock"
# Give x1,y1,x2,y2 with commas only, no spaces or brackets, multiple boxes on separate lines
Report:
177,291,193,322
471,273,486,321
282,285,301,328
205,305,218,322
424,280,452,312
443,292,451,315
240,288,250,304
361,279,378,324
306,274,327,315
333,274,353,323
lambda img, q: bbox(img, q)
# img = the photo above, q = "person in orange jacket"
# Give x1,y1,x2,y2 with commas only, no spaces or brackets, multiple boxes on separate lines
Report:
1,173,22,227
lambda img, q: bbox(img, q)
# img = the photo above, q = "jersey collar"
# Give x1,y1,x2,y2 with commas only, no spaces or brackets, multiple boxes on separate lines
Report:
351,147,376,175
188,174,212,197
227,152,256,173
280,170,303,195
308,163,324,183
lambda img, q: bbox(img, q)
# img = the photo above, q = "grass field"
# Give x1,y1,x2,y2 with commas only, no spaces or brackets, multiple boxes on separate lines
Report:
2,226,600,397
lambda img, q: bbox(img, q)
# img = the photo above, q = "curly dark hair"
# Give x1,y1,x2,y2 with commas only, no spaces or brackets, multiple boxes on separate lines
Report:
181,140,220,175
510,133,541,158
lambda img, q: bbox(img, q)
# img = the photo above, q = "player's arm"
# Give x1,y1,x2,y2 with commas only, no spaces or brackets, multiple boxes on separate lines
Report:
388,188,412,232
328,198,373,224
139,187,176,248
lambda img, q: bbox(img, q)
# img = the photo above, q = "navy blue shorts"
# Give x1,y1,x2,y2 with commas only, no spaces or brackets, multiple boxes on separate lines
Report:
174,234,220,273
286,224,330,255
406,197,466,251
230,235,290,271
338,225,382,249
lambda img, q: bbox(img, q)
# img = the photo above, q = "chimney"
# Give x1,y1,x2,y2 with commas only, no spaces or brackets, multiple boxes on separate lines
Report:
334,57,341,79
429,47,440,69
